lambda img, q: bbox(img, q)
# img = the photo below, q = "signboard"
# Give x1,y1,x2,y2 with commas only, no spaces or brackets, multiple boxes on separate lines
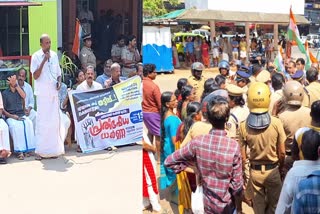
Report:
69,76,143,153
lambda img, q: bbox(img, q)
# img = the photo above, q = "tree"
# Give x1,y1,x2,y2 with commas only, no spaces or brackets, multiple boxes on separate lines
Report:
143,0,179,17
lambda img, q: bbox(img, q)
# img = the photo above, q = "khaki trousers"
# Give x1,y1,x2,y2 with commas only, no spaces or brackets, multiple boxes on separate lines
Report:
250,167,282,214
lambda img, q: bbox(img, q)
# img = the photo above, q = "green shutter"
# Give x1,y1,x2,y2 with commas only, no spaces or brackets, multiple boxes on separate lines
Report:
28,0,58,55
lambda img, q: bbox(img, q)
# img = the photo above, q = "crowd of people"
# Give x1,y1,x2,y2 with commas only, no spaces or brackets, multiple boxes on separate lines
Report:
142,53,320,213
172,33,287,70
0,32,143,163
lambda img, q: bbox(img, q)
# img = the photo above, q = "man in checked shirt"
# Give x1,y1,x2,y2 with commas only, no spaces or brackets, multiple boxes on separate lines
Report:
165,95,243,214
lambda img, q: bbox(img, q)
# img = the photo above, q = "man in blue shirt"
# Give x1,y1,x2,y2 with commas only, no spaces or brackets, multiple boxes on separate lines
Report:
293,170,320,213
231,37,239,61
96,59,112,87
185,37,194,67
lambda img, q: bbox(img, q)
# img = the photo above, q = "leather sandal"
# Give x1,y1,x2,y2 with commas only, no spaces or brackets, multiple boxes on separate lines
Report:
17,153,24,160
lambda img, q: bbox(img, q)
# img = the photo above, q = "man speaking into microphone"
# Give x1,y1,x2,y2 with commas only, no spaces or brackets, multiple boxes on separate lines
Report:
31,34,64,160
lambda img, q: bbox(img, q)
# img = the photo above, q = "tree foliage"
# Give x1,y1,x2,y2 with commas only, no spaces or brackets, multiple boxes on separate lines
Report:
143,0,179,17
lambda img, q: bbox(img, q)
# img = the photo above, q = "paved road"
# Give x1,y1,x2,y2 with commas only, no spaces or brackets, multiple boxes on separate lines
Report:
1,145,142,214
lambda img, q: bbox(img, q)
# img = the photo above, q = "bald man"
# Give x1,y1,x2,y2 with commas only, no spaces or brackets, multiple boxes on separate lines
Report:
31,34,64,160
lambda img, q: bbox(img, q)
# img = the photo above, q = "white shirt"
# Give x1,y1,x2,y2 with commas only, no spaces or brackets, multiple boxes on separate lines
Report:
0,93,3,109
276,159,320,214
21,81,35,109
76,80,103,92
31,49,61,96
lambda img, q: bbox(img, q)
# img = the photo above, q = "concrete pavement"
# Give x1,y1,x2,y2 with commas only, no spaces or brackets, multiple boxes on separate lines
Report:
1,144,142,214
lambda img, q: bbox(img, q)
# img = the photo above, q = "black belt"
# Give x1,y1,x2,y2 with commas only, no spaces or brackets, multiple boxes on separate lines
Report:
251,163,278,171
286,151,292,156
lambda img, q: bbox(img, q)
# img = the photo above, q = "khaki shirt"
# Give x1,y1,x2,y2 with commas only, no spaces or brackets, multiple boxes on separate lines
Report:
181,121,212,147
80,46,96,68
278,106,311,152
239,116,286,164
111,44,123,59
226,105,250,139
269,89,283,115
187,76,206,102
121,46,139,77
247,76,256,88
121,46,137,63
305,81,320,107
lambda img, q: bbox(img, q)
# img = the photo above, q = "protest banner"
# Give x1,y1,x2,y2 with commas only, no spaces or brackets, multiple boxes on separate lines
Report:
69,76,143,153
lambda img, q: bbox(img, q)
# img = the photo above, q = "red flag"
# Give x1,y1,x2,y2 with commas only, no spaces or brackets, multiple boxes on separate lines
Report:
305,41,318,63
72,19,83,57
0,44,3,57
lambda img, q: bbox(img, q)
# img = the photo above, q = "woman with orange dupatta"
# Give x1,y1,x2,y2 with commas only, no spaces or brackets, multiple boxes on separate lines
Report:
201,38,210,68
175,101,202,214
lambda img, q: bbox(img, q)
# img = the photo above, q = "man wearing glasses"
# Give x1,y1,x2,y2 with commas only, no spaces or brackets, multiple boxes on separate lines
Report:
96,59,112,88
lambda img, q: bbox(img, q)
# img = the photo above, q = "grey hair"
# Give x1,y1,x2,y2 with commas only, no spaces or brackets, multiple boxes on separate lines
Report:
40,34,50,43
85,65,95,73
110,63,121,72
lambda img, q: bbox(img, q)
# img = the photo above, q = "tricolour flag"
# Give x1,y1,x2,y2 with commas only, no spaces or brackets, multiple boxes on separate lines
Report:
274,46,286,75
288,7,306,55
72,19,84,57
304,41,313,70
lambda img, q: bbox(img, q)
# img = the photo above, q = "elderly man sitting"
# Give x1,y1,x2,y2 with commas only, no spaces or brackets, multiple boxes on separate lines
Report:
104,63,124,88
2,72,35,160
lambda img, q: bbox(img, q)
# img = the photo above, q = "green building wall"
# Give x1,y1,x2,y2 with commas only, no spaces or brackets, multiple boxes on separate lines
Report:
28,0,58,55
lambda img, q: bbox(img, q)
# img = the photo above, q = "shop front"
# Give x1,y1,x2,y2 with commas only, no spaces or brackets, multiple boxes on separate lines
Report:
0,0,55,89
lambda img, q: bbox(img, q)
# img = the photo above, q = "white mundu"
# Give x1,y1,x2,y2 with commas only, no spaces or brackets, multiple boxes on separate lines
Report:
7,116,35,152
0,94,10,152
31,48,64,157
0,119,10,152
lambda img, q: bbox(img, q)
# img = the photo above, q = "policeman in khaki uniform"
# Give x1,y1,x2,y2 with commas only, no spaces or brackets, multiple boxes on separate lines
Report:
235,70,251,103
235,70,251,92
187,62,206,102
121,35,140,78
291,70,310,107
111,35,125,63
239,82,286,214
225,83,251,205
218,60,233,84
256,69,271,85
225,84,249,139
79,34,96,70
304,66,320,107
276,81,312,175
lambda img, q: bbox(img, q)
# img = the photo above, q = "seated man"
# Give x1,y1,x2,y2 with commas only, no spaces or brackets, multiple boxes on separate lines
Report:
96,59,112,88
0,93,11,164
17,68,37,132
104,63,124,88
2,72,35,160
76,65,103,91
